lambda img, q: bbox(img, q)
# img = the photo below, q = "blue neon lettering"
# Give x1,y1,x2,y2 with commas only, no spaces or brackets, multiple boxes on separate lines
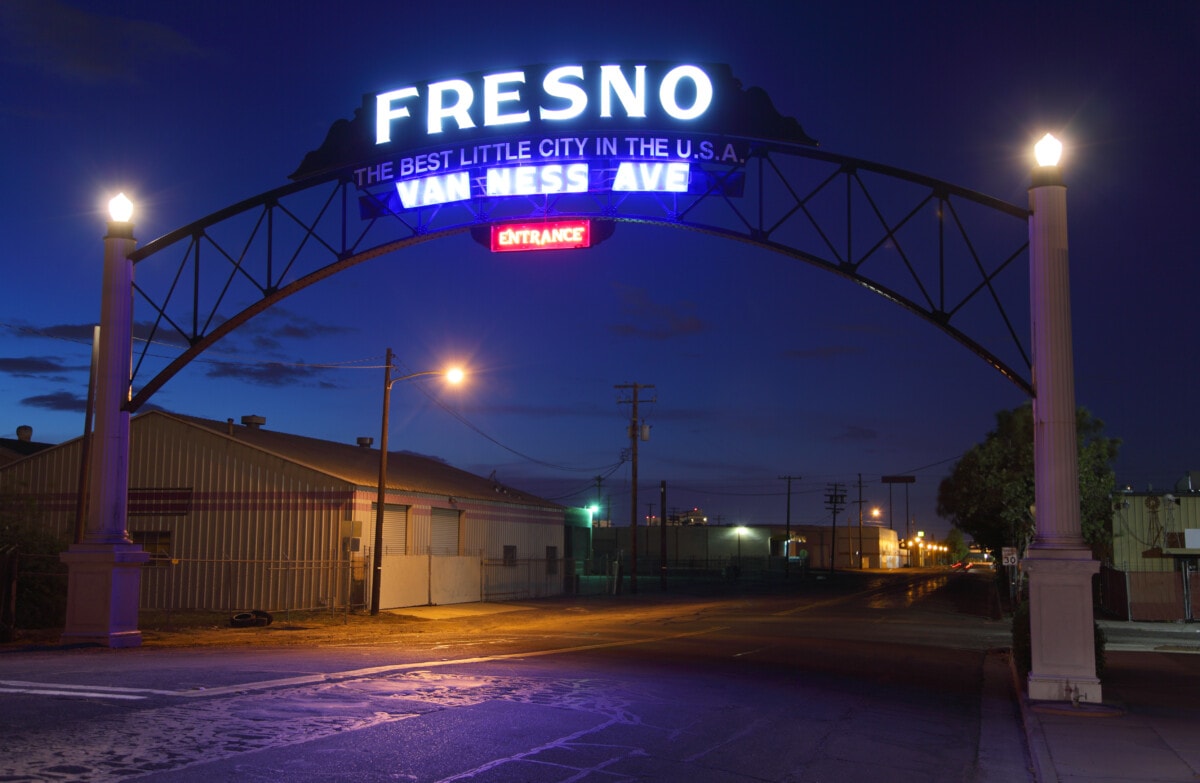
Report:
395,171,471,208
612,161,690,192
375,64,714,145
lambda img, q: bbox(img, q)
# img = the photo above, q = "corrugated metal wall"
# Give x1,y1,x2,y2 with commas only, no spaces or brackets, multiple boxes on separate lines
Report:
1112,493,1200,572
461,501,563,559
128,415,354,611
1,412,572,613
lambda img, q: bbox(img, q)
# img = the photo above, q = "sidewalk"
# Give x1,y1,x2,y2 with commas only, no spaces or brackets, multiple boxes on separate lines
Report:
1019,623,1200,782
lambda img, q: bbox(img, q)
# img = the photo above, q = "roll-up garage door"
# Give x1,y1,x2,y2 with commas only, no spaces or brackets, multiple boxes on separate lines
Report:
430,507,460,555
378,504,408,555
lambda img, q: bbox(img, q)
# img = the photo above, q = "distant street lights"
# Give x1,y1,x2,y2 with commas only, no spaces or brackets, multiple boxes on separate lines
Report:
369,347,464,615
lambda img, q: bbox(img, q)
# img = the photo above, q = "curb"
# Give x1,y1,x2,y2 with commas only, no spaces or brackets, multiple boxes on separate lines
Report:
1009,655,1054,783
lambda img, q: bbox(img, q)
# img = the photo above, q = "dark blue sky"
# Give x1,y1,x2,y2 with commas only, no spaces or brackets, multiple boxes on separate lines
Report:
1,1,1197,537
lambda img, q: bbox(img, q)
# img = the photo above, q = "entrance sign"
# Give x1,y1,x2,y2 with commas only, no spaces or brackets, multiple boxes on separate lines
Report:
490,220,592,252
292,61,816,218
126,59,1037,411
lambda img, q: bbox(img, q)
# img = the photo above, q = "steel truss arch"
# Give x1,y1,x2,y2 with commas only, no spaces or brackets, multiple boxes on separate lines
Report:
127,143,1033,412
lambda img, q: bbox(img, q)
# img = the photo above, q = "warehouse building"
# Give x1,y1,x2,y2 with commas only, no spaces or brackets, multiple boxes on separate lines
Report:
0,411,586,613
1103,481,1200,621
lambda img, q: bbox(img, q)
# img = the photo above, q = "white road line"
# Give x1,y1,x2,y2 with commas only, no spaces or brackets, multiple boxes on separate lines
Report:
0,679,179,696
0,687,146,700
183,625,727,698
0,626,726,703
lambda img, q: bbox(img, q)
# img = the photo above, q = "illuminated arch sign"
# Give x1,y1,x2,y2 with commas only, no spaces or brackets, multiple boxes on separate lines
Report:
292,62,816,216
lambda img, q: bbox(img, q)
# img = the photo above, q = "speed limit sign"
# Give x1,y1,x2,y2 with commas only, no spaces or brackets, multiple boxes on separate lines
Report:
1001,547,1019,566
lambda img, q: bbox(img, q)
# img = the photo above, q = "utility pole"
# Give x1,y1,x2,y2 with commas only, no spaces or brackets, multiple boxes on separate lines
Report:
825,483,846,574
660,480,668,590
593,476,604,521
778,474,801,577
616,383,654,595
855,473,865,569
882,475,916,566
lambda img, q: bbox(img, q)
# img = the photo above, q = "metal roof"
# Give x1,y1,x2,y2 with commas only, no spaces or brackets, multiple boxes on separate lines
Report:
148,411,561,509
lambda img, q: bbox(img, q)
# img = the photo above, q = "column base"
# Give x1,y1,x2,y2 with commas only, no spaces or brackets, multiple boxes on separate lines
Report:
1028,672,1102,704
1023,552,1102,704
60,543,149,648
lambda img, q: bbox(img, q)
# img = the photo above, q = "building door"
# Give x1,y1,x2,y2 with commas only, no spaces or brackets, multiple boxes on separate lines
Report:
375,504,408,555
430,508,460,555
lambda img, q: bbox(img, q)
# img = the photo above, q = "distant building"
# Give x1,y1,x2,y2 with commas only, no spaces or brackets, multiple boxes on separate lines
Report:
0,425,53,468
1104,480,1200,621
0,411,588,612
593,522,902,571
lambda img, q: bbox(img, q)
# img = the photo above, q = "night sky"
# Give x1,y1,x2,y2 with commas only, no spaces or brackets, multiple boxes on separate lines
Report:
1,1,1197,538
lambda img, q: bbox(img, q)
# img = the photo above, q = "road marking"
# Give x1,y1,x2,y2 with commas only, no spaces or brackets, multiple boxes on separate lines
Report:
182,626,727,698
0,686,144,700
0,679,179,697
0,677,177,696
732,647,769,658
0,626,726,703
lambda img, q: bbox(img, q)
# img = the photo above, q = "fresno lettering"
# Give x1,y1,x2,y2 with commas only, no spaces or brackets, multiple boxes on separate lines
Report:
376,64,715,144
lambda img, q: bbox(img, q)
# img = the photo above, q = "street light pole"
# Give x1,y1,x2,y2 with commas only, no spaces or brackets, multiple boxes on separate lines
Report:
1023,133,1102,703
61,194,150,647
369,348,463,615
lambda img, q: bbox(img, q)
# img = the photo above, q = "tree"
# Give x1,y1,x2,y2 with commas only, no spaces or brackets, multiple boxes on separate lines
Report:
936,403,1119,560
0,487,68,631
944,527,969,564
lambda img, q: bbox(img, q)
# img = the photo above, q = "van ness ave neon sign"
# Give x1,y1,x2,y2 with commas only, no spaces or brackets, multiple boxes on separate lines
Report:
291,62,816,182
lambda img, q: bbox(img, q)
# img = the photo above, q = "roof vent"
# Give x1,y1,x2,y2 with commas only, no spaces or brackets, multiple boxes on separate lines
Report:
16,425,32,442
356,437,374,448
241,415,266,430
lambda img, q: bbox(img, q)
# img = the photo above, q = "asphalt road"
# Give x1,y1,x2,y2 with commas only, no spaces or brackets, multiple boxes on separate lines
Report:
0,569,1031,782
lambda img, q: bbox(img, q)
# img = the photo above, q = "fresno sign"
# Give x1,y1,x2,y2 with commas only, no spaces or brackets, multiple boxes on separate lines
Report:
376,64,716,143
292,62,816,184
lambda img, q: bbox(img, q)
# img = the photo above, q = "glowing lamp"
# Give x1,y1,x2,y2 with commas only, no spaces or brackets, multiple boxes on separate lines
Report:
108,193,133,223
445,367,465,384
1034,133,1063,167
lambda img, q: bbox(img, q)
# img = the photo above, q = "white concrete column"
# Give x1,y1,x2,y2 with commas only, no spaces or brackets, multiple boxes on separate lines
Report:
1025,138,1101,703
61,195,149,647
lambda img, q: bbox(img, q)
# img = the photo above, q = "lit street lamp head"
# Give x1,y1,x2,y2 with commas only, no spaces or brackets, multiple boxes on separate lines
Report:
1034,133,1063,167
1031,133,1065,187
445,366,465,385
108,193,133,223
106,193,135,240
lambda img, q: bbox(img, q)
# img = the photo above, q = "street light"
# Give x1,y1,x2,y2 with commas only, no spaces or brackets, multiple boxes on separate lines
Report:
109,192,134,223
60,192,150,647
369,347,464,615
1023,131,1102,703
1034,132,1063,167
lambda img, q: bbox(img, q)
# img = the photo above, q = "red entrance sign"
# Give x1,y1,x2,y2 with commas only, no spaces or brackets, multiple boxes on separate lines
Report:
491,220,591,252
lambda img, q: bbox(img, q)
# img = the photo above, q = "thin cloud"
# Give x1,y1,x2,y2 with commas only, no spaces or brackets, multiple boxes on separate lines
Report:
0,356,79,377
784,345,866,360
834,424,878,441
21,390,85,413
0,0,209,84
217,308,357,358
205,360,333,388
609,283,707,340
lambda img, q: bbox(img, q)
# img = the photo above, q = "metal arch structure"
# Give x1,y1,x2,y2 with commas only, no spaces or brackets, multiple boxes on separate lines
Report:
126,142,1033,412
